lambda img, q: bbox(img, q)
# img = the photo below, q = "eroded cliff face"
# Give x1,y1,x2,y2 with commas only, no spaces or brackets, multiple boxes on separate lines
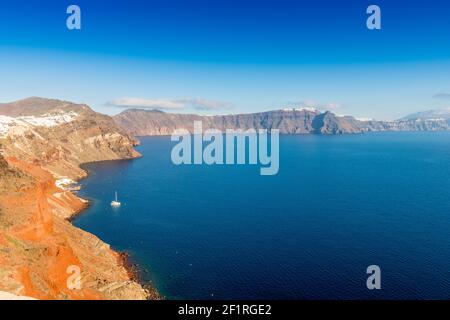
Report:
0,98,150,300
1,97,140,180
114,108,450,137
113,108,364,136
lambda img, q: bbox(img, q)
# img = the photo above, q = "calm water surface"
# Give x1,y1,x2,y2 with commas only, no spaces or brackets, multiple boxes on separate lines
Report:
74,132,450,299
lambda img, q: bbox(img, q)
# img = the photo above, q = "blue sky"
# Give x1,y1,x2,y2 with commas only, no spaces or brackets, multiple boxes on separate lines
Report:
1,0,450,120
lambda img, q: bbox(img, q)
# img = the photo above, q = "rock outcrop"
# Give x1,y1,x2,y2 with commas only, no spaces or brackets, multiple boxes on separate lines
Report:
0,98,151,300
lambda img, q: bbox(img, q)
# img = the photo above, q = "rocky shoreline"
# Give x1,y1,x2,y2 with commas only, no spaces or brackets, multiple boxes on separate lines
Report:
0,154,154,299
67,160,162,300
64,160,162,300
117,252,161,300
0,97,156,299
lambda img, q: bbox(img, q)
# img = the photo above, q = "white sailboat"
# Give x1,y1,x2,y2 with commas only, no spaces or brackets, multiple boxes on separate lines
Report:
111,191,121,207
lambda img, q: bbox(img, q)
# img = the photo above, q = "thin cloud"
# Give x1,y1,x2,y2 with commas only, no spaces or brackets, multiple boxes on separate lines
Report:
433,92,450,100
286,100,342,111
187,98,231,111
107,97,231,111
322,102,342,110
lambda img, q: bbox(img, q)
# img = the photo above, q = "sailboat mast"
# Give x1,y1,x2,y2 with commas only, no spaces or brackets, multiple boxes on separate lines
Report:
115,191,118,202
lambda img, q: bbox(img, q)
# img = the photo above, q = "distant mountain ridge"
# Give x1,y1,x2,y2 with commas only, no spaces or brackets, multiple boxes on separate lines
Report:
113,107,450,136
3,98,450,137
114,108,364,136
400,109,450,121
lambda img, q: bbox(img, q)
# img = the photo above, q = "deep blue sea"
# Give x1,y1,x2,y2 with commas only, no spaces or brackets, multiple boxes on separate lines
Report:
74,132,450,299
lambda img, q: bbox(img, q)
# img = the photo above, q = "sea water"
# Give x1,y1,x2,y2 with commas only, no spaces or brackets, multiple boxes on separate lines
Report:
74,132,450,299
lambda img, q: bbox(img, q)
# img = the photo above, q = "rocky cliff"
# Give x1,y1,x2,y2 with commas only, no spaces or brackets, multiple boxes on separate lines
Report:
358,118,450,132
0,98,151,300
113,108,364,136
114,107,450,136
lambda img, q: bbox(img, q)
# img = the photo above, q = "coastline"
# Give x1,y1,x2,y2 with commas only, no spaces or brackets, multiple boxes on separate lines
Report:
0,97,156,299
117,252,161,300
0,155,156,299
66,157,162,300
